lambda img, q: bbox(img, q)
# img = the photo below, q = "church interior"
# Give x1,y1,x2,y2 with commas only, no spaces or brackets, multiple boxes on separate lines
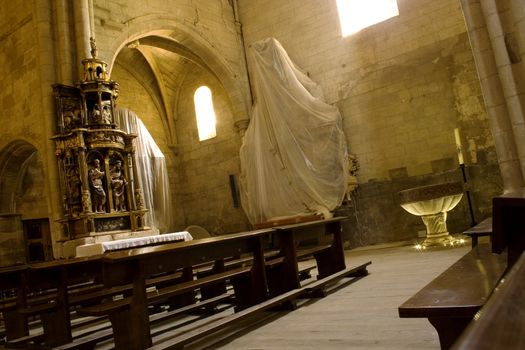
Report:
1,0,525,349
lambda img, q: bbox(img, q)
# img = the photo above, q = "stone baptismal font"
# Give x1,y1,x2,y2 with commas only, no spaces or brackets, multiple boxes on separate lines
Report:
398,182,465,248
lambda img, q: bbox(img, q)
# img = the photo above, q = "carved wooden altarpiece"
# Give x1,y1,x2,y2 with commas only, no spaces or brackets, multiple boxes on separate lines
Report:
52,41,148,239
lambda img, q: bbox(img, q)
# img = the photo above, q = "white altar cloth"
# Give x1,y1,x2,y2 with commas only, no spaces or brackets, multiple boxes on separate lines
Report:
75,231,193,257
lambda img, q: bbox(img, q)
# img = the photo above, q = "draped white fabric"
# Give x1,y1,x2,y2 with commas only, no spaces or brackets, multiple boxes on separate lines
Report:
239,38,348,224
115,108,173,232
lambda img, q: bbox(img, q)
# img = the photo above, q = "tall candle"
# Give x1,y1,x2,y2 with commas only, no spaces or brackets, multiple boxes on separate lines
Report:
454,128,465,165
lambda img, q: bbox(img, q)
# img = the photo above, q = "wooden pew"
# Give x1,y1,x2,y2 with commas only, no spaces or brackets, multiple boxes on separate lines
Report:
266,217,369,300
463,217,492,248
3,231,265,348
146,217,371,350
492,188,525,267
76,229,273,350
451,250,525,349
398,244,507,350
52,294,235,350
69,218,371,350
12,256,103,347
0,264,29,341
398,190,525,350
450,189,525,349
3,216,370,350
1,236,190,347
4,269,191,348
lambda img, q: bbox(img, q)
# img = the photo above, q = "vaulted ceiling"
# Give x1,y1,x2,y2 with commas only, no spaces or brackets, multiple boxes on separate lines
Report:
113,35,215,146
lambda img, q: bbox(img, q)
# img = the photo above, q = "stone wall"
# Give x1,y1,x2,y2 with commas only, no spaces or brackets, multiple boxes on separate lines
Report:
0,214,25,267
238,0,503,245
0,3,53,221
93,0,252,234
340,153,502,247
92,0,251,123
174,65,250,234
111,62,185,231
0,3,44,160
0,0,507,255
113,58,250,234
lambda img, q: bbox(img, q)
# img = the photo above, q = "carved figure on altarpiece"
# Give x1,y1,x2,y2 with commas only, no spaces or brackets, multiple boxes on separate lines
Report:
110,157,127,212
101,102,112,124
66,167,82,214
89,158,106,213
91,104,102,124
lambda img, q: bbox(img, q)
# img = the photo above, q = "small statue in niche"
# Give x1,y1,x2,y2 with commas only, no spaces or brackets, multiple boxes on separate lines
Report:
92,105,102,124
90,37,98,59
110,160,127,211
63,108,81,129
135,188,145,210
66,167,81,211
101,103,112,124
89,158,106,212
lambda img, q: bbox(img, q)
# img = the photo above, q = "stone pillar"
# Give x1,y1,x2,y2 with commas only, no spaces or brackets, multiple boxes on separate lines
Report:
73,0,92,79
34,0,64,257
52,0,74,84
460,0,525,191
509,0,525,64
231,0,253,137
480,0,525,182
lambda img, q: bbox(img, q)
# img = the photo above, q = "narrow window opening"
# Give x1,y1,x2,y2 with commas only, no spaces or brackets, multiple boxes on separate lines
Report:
336,0,399,37
194,86,217,141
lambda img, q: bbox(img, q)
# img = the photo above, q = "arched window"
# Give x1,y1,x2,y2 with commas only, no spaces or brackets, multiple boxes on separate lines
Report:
336,0,399,37
194,86,217,141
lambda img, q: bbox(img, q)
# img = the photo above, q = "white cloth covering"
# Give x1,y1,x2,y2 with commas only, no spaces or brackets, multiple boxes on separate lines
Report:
75,231,192,257
239,38,349,224
114,108,173,233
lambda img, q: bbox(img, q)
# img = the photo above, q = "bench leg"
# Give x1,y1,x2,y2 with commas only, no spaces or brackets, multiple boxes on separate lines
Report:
428,316,472,350
315,223,346,279
230,274,252,311
41,309,72,347
168,267,196,310
265,262,302,298
200,260,227,300
41,269,72,347
3,310,28,341
198,261,228,314
267,234,300,298
111,265,152,350
110,308,151,350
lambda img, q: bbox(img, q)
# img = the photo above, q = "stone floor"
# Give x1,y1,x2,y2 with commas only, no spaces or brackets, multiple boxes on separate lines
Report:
187,241,471,349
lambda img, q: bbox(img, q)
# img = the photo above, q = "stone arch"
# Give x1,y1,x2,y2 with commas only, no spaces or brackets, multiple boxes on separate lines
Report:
102,15,250,129
0,140,40,213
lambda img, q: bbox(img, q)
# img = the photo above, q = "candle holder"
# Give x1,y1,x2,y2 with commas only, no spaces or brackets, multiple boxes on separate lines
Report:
454,128,476,226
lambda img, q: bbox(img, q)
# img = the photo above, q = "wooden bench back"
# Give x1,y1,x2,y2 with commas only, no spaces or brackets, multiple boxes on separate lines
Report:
100,228,274,286
452,250,525,349
492,189,525,268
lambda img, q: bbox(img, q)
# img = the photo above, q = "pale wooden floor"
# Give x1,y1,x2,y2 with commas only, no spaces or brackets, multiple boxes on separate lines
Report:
191,242,471,350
